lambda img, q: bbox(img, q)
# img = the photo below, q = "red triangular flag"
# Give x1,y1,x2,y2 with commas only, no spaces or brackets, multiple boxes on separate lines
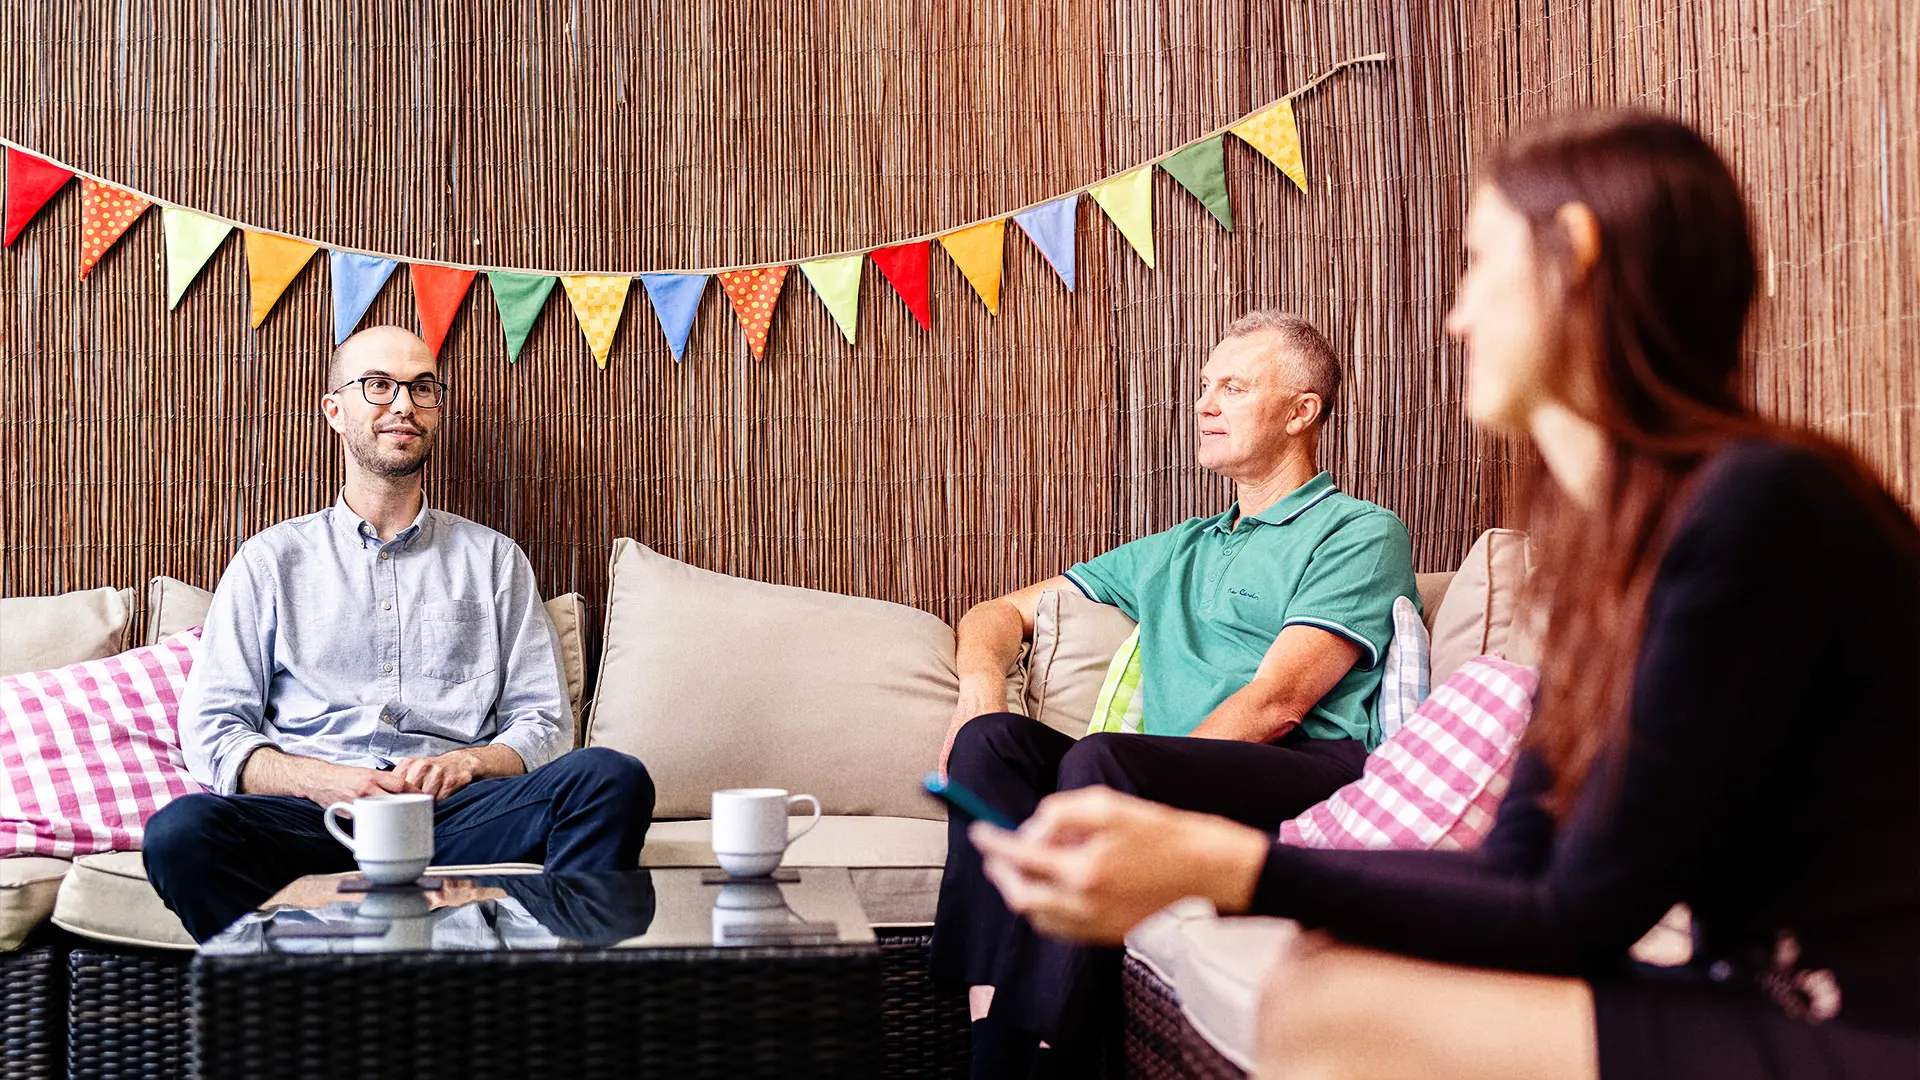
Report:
77,179,152,279
5,148,75,247
869,241,932,330
410,264,479,357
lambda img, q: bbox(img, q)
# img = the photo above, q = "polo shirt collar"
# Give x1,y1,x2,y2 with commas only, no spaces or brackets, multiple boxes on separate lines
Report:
331,491,433,550
1212,471,1339,532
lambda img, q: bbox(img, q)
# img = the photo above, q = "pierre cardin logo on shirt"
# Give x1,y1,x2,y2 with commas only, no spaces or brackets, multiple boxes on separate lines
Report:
1227,588,1261,600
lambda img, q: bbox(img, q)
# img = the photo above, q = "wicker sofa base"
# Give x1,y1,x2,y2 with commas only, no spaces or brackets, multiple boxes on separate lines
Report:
1122,955,1246,1080
68,946,193,1080
1,936,65,1080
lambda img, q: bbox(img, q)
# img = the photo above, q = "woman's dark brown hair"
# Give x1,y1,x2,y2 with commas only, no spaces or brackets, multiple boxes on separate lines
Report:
1484,110,1896,813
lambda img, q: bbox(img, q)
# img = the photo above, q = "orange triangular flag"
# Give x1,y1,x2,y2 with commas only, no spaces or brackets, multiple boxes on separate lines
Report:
244,232,321,328
77,179,152,279
937,220,1006,315
717,266,789,361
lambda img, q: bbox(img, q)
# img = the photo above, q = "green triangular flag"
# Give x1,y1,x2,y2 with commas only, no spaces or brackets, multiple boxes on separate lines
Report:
488,271,558,363
799,254,862,344
162,207,234,309
1160,137,1232,231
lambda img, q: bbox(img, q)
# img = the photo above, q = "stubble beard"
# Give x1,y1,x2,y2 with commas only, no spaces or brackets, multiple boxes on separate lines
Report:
346,425,434,480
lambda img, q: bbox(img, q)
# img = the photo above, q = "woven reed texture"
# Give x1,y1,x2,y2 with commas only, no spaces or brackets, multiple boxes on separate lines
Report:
0,1,1498,630
1464,0,1918,508
874,927,970,1078
0,942,64,1080
1121,955,1245,1080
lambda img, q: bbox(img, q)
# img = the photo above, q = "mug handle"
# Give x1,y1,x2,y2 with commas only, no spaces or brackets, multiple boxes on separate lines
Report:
322,802,357,853
786,794,822,845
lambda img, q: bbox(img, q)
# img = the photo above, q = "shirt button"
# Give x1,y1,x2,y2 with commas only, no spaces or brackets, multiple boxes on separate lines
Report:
382,601,392,611
383,663,393,673
380,713,391,723
380,552,391,561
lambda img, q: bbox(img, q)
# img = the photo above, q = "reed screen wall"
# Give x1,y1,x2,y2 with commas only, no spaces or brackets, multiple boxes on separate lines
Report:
1,1,1911,648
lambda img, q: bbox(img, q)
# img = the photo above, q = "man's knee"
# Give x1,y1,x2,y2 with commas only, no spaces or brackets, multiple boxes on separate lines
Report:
548,747,654,814
1056,732,1138,791
143,794,233,874
948,711,1031,778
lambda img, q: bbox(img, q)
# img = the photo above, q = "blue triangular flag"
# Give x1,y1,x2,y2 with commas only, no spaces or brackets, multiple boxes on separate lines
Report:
640,272,708,363
330,251,401,344
1013,195,1079,293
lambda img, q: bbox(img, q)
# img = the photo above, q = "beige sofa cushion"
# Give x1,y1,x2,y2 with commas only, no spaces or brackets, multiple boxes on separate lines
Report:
586,540,955,821
143,576,591,720
1427,529,1536,686
1022,589,1139,738
639,816,947,925
1414,571,1455,635
0,856,71,951
0,587,135,677
1127,900,1301,1072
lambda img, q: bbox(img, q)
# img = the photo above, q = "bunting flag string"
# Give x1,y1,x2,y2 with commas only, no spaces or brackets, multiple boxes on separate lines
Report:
870,241,933,330
0,52,1383,364
1161,136,1233,231
77,180,152,279
244,231,320,328
330,251,400,344
162,207,233,309
489,271,557,363
938,220,1006,315
639,272,707,362
1088,168,1155,269
799,255,862,344
4,148,72,247
1013,196,1079,292
411,264,478,357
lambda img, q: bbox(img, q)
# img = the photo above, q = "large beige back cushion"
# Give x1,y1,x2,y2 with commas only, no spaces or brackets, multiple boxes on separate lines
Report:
1022,589,1138,737
143,575,590,721
585,540,954,821
0,587,135,677
1427,528,1536,686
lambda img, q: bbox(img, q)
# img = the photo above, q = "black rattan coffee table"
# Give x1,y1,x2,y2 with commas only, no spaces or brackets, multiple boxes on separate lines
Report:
191,867,881,1079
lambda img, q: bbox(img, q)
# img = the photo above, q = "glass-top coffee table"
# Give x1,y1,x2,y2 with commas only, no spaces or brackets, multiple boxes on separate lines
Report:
191,868,880,1080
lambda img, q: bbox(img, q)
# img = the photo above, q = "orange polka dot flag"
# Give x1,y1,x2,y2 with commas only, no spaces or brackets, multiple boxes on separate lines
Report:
717,266,790,362
78,179,152,280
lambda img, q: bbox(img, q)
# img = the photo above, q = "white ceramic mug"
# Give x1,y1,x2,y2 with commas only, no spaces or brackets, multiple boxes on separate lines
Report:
323,792,434,885
710,788,822,878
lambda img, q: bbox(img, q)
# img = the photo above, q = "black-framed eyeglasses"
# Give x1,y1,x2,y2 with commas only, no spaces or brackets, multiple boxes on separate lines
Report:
329,376,450,409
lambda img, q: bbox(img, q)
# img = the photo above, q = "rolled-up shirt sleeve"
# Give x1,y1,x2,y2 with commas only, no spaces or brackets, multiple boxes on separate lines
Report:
179,550,278,796
486,545,570,771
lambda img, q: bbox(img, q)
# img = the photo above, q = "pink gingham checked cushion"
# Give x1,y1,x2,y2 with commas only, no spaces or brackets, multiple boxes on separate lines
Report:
1280,656,1537,851
0,628,204,857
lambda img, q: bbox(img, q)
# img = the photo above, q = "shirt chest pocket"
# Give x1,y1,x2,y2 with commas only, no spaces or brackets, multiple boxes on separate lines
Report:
417,599,499,684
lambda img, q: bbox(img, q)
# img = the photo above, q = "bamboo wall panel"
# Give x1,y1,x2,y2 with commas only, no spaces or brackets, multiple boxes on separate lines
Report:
1465,0,1918,508
2,0,1495,645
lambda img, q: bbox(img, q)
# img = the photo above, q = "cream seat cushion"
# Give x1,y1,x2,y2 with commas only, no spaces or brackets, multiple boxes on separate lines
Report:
1427,528,1537,686
144,576,591,723
0,587,136,677
0,856,71,951
51,851,550,950
585,540,955,822
639,816,947,925
1126,900,1301,1072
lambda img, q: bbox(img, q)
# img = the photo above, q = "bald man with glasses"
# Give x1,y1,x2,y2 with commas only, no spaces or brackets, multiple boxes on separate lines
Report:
144,325,655,943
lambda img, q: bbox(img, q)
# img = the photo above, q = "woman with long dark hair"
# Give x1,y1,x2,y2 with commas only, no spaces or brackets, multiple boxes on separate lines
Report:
967,110,1920,1078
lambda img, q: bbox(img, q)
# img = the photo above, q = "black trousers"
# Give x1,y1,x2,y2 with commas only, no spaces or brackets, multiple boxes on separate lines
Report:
144,747,655,942
931,712,1366,1048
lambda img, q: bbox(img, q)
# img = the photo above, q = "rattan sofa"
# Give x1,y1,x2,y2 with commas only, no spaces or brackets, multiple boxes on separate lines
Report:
1,528,1536,1079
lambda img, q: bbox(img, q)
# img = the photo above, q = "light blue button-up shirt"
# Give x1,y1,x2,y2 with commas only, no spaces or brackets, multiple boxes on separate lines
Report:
179,495,571,795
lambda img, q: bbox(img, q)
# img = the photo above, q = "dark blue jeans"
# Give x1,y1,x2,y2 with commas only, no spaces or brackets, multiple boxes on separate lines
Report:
143,746,655,942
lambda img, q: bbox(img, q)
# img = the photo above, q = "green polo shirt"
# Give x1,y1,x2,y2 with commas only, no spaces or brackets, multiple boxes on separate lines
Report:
1062,472,1416,748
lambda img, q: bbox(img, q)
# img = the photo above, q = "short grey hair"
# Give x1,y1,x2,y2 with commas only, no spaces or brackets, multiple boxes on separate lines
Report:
1223,311,1341,426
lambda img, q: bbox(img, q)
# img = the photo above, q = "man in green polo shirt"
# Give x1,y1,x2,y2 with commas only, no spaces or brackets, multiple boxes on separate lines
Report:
931,311,1418,1077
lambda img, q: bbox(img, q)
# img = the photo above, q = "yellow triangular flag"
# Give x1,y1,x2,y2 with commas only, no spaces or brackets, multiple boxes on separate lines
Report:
1231,97,1308,194
1087,168,1155,269
799,255,862,343
243,232,320,328
937,220,1006,315
560,275,633,368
